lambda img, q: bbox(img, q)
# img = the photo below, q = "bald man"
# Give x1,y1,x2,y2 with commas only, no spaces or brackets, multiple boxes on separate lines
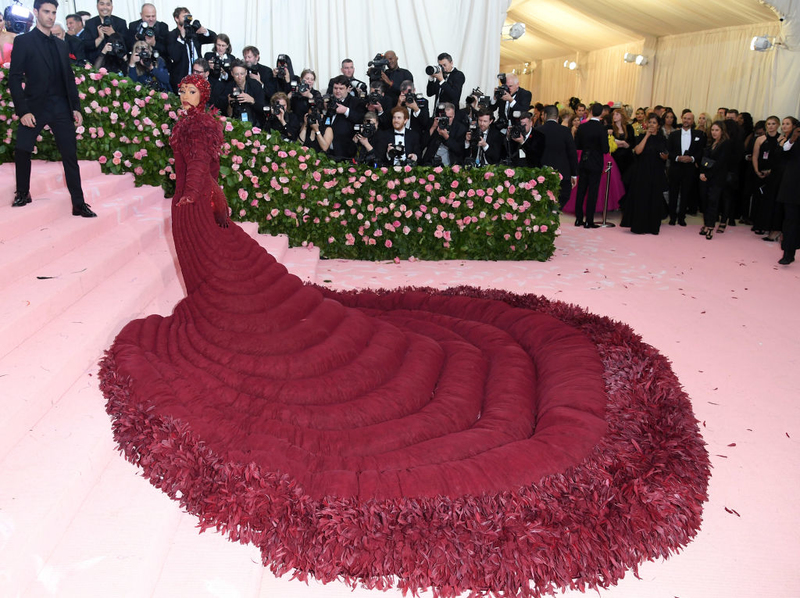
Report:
492,73,531,133
379,50,413,105
126,3,169,61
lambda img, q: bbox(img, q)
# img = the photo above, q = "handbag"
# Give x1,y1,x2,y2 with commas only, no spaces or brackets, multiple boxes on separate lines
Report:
700,156,716,169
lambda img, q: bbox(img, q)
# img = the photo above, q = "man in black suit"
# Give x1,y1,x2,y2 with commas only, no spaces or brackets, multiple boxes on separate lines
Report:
537,104,578,209
9,0,95,217
395,80,430,148
465,109,503,166
505,111,545,168
372,107,422,166
167,7,216,93
667,111,705,226
326,58,366,98
218,60,266,128
380,50,413,105
422,102,466,166
126,3,169,65
492,73,531,133
425,52,465,108
325,75,365,161
574,103,610,228
83,0,127,63
777,125,800,265
51,21,85,65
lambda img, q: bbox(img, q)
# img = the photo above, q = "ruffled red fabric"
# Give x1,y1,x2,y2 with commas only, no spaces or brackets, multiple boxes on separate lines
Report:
99,116,710,597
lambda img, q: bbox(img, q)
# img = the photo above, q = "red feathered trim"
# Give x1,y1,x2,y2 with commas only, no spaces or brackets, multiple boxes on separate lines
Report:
170,110,223,158
99,286,709,598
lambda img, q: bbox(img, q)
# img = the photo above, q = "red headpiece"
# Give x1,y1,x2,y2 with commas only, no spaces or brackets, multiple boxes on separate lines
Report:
178,74,212,111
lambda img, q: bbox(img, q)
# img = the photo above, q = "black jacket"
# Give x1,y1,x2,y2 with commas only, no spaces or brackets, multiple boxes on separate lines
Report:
423,118,467,165
217,78,266,128
667,128,706,171
493,88,532,122
575,119,610,173
167,27,217,93
466,126,504,166
325,96,365,160
83,14,128,62
426,68,465,108
505,127,546,168
372,128,422,166
126,20,169,61
9,28,81,117
537,119,578,178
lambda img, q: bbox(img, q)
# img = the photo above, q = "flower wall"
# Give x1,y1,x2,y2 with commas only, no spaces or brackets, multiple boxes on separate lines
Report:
0,66,561,261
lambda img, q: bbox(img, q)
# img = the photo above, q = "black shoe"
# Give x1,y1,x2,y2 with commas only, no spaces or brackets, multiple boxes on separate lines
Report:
574,218,584,227
72,203,97,218
584,222,600,229
12,191,32,207
778,256,794,265
668,218,676,226
678,219,687,226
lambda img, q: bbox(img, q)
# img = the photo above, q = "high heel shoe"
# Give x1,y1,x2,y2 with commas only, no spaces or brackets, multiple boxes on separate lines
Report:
717,222,727,234
705,228,714,240
699,226,709,236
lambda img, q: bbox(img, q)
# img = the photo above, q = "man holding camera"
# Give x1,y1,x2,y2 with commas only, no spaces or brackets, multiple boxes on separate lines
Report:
325,75,365,161
126,3,168,62
265,92,300,141
425,53,465,108
396,80,430,148
218,60,265,127
363,81,393,130
241,46,279,99
373,107,421,167
379,50,413,105
492,73,531,132
422,102,466,166
504,111,545,168
465,110,503,166
83,0,127,63
326,58,366,98
167,7,216,93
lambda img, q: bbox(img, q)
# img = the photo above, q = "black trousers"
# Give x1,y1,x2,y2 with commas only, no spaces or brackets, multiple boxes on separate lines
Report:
15,95,85,207
668,163,698,220
575,167,601,223
782,203,800,260
558,175,571,209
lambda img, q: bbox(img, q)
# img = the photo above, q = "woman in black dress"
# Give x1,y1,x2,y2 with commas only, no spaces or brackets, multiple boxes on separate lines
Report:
620,113,668,235
698,122,731,239
610,108,636,179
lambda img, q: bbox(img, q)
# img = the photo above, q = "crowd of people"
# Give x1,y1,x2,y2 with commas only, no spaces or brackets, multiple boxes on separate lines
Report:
4,1,798,264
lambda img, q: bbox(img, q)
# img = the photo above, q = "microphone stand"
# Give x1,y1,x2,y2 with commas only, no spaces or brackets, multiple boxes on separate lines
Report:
598,160,616,228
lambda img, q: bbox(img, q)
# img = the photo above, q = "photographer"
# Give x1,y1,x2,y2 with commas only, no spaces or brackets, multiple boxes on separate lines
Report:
503,111,545,167
364,80,392,130
323,74,365,161
376,50,412,105
219,60,266,127
167,7,216,93
272,53,298,95
299,102,332,154
422,102,466,166
203,34,235,84
373,107,421,167
326,58,366,98
83,0,127,63
460,87,492,127
396,80,430,148
425,52,465,108
465,109,503,166
264,92,300,141
492,73,531,133
352,112,380,166
94,34,128,75
242,46,278,98
128,39,171,91
290,69,323,118
125,3,168,63
191,58,222,108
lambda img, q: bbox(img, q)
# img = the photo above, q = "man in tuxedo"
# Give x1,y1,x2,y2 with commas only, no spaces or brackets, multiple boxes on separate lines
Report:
380,50,413,105
395,80,430,149
326,58,366,97
373,107,422,166
426,52,465,108
83,0,127,63
667,111,706,226
574,103,610,228
505,111,545,168
465,110,503,166
537,104,578,209
126,3,169,64
325,75,365,161
422,102,466,166
9,0,95,217
167,7,216,93
492,74,531,133
51,21,84,64
241,46,278,99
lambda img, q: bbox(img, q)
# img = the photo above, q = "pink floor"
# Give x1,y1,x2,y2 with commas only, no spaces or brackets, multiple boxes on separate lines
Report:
1,162,798,598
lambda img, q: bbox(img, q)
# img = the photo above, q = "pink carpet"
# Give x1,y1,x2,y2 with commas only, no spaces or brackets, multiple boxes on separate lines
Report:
0,163,798,597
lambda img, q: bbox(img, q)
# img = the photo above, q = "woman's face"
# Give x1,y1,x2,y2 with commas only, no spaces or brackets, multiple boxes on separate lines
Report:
571,116,580,128
766,118,779,135
647,117,659,134
215,39,229,55
664,112,675,126
698,114,707,128
303,73,315,87
635,109,645,122
612,111,622,124
781,118,793,135
179,83,201,108
711,124,722,140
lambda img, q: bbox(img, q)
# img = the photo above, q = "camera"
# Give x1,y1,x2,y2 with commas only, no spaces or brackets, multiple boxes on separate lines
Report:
271,101,284,116
351,80,368,98
403,92,424,107
137,49,155,68
230,87,242,102
353,121,377,138
468,120,480,147
3,4,35,34
210,56,232,79
298,81,310,94
135,22,155,41
102,15,112,27
466,88,492,110
435,104,449,131
508,110,525,140
366,53,389,81
109,38,127,60
388,142,406,161
367,91,382,106
275,54,289,79
425,64,442,76
183,14,202,35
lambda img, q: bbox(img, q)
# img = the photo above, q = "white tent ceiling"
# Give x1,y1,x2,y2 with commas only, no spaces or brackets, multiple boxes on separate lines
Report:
500,0,780,66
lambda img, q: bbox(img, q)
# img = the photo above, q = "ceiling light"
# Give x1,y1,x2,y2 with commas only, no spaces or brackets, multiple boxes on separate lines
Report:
567,61,577,71
635,54,648,66
750,36,773,51
501,22,526,41
623,52,636,63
